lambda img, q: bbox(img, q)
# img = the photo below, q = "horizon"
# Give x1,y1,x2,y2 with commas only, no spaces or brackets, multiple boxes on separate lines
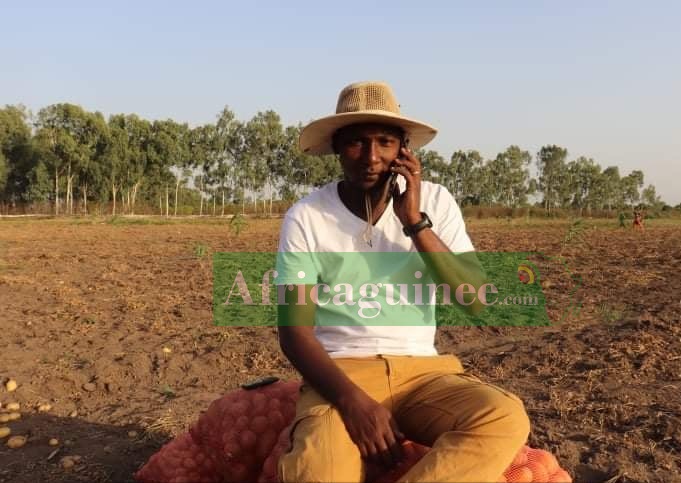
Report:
2,1,679,204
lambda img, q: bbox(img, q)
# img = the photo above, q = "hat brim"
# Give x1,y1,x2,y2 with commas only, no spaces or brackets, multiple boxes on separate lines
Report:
299,110,437,155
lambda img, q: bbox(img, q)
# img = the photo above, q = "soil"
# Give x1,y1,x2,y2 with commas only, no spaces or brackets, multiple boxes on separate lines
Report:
0,217,679,483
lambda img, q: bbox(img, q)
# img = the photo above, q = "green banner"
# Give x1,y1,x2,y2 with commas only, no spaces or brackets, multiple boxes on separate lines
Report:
213,252,554,327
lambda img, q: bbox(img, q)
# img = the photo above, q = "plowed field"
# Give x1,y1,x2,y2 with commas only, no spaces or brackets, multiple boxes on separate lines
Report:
1,217,679,483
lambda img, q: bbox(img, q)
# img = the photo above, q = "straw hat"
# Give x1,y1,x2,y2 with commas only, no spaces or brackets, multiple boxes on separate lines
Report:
299,81,438,155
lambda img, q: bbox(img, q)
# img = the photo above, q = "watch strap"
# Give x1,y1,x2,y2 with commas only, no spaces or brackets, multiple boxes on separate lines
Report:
403,212,433,237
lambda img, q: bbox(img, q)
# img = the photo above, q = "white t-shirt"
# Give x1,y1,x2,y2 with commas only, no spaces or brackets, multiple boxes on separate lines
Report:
276,178,474,358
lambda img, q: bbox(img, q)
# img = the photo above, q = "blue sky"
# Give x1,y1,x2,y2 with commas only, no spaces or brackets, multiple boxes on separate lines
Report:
2,1,680,203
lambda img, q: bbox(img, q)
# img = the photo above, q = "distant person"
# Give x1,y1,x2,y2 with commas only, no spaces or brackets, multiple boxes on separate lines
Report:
633,209,645,232
276,81,529,482
618,212,627,228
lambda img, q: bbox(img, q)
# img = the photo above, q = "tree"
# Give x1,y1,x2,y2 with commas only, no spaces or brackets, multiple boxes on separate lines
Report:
594,166,621,213
0,152,7,197
26,160,52,205
76,111,108,214
478,160,498,207
174,167,193,216
0,105,33,206
537,145,568,214
620,170,644,208
242,110,285,215
146,120,190,216
103,117,127,215
189,124,215,216
641,184,663,212
109,114,154,214
487,146,532,207
415,149,446,185
147,119,189,215
449,150,485,206
278,124,341,200
212,107,245,214
34,104,103,215
567,157,600,215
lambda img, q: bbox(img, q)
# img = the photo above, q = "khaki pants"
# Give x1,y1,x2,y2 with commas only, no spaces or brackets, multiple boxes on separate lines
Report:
278,355,530,483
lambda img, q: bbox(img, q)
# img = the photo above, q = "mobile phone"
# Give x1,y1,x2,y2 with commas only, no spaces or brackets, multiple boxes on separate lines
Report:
241,376,279,390
386,138,408,202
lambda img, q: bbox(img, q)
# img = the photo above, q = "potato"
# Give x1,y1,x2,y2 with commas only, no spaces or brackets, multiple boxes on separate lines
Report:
0,415,10,423
548,469,573,482
5,402,20,411
5,379,17,392
8,412,21,421
0,427,10,438
49,438,59,446
37,404,52,412
6,435,27,448
527,448,559,475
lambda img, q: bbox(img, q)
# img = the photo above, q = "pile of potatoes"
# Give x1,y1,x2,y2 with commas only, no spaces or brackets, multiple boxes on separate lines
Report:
135,380,572,483
1,389,24,450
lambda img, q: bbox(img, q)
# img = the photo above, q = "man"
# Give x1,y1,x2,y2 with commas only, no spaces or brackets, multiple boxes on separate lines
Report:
276,81,529,483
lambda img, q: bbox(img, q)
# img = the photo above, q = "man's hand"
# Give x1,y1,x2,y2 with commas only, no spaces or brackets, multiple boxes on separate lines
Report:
337,388,405,468
391,147,423,226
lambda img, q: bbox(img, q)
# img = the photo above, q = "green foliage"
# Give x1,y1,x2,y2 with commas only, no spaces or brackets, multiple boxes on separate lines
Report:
0,152,7,193
158,384,176,399
0,105,33,203
448,150,484,206
0,102,667,215
562,219,586,248
536,145,568,214
229,213,248,236
193,242,209,258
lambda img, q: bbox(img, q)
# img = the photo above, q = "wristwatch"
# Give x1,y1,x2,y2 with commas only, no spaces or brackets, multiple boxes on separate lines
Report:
403,212,433,237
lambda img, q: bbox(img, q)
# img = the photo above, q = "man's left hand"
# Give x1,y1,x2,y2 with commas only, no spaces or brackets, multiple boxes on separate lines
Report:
391,147,423,227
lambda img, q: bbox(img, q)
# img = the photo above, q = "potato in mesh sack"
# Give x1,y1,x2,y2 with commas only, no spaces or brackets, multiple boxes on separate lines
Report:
134,432,221,483
135,380,300,483
136,379,572,483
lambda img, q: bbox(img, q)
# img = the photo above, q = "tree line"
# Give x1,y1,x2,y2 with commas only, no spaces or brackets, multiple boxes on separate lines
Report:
0,103,671,217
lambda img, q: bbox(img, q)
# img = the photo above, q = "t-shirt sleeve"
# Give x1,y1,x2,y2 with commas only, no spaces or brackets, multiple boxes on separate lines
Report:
432,185,475,253
275,209,319,285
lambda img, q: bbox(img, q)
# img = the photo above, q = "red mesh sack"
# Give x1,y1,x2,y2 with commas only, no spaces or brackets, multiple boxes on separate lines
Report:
258,424,293,483
136,379,573,483
134,432,221,483
135,381,300,483
501,446,573,483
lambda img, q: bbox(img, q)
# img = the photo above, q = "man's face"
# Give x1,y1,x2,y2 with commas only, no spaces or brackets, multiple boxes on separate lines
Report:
333,123,403,191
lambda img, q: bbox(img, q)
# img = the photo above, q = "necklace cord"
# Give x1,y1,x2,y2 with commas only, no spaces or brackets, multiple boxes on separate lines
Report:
362,192,373,247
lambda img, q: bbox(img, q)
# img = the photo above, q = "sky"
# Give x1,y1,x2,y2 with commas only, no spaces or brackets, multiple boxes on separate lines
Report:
2,1,680,204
